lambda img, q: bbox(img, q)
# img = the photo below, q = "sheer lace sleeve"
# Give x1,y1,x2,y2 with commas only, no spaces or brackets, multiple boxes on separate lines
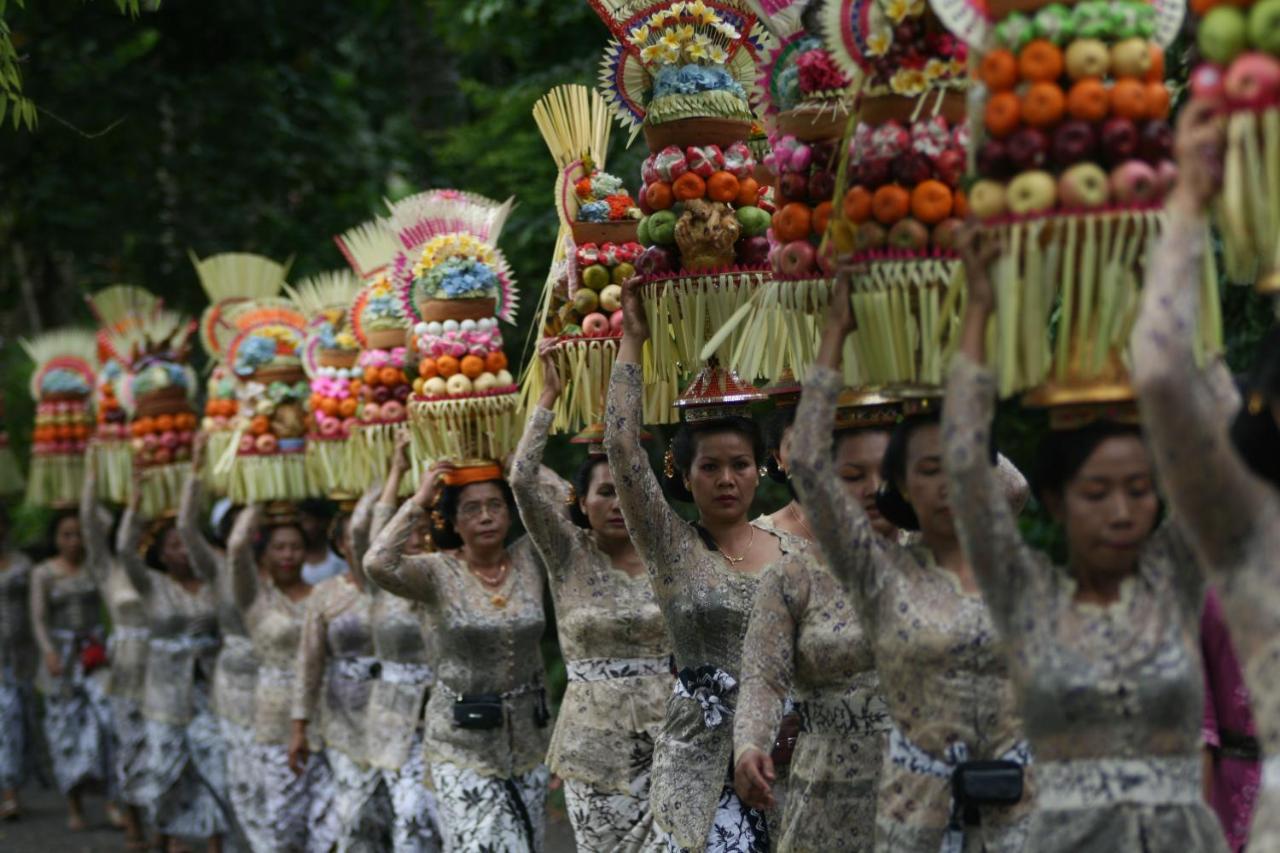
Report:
29,563,54,659
787,365,889,625
1132,210,1272,569
178,473,220,584
228,506,261,612
78,466,113,588
364,501,441,604
734,558,805,763
348,481,381,587
115,507,154,598
943,354,1047,637
604,362,701,602
291,588,327,722
511,406,581,583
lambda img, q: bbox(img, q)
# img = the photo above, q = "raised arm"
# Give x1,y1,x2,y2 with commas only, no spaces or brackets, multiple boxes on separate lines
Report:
364,463,449,604
511,403,581,583
290,588,327,728
348,478,382,586
78,455,114,587
178,441,221,584
1131,100,1270,571
227,504,262,612
733,558,805,809
114,497,154,599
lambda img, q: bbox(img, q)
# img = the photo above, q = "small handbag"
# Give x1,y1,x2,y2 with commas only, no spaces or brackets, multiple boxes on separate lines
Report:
79,639,108,675
951,760,1024,827
452,693,504,730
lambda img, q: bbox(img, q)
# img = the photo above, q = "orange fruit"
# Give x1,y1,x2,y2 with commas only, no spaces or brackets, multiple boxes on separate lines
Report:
378,366,402,387
811,201,834,236
1109,79,1148,120
154,414,175,433
773,203,813,243
320,398,339,416
1144,81,1170,119
910,180,954,225
485,350,508,372
871,184,911,225
843,186,873,223
436,355,459,378
980,49,1020,91
363,366,380,385
418,358,438,379
1022,81,1066,128
1146,44,1165,82
953,189,968,219
249,415,270,436
735,177,761,207
672,172,706,202
984,91,1022,138
1018,39,1064,83
706,171,741,203
338,398,357,418
1066,79,1109,122
460,355,485,379
645,181,674,210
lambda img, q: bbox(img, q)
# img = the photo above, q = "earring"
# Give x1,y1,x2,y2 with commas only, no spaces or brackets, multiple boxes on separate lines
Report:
564,486,578,506
663,449,675,480
430,509,446,530
758,465,768,479
1249,391,1265,416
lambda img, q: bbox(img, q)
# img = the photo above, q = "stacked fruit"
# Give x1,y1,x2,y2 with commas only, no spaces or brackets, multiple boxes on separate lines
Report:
634,142,769,274
766,135,841,277
32,399,92,457
130,411,197,468
94,373,128,441
552,242,637,338
201,368,239,431
308,367,361,441
836,115,968,255
411,320,513,400
357,348,412,424
1194,0,1280,89
969,1,1172,219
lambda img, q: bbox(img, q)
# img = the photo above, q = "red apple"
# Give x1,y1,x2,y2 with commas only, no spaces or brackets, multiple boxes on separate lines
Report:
935,148,966,187
1110,160,1161,205
610,309,625,334
856,222,888,250
1007,128,1051,172
931,218,964,250
636,245,675,276
1156,159,1178,194
1100,118,1140,167
778,240,817,275
1189,64,1226,103
779,171,810,203
856,157,893,188
892,152,933,186
888,218,930,251
1224,52,1280,109
582,312,611,336
1138,120,1173,164
1051,120,1099,168
808,170,836,204
976,139,1012,180
736,235,772,267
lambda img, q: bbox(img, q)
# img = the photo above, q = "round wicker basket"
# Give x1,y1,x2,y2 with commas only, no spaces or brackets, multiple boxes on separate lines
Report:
418,297,496,324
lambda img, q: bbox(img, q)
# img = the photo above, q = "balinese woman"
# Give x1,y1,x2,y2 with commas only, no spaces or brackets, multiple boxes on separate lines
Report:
366,459,551,853
227,504,326,852
604,279,797,852
362,434,442,852
287,487,383,851
177,437,256,841
32,506,116,832
0,503,35,820
117,477,227,851
511,349,670,852
1131,100,1280,848
943,216,1227,851
732,404,895,852
787,274,1033,852
78,461,143,840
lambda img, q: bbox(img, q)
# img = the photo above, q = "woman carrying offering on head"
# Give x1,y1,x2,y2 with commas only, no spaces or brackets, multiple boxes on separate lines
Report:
0,503,36,821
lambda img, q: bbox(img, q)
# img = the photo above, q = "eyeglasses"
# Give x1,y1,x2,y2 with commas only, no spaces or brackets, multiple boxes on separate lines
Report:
457,499,508,520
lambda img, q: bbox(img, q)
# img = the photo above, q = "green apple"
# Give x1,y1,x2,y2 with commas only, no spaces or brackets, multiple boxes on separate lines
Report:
600,284,623,312
581,264,611,291
647,210,678,245
573,288,600,315
637,216,653,245
1200,6,1248,66
611,262,636,285
735,205,771,237
1248,0,1280,56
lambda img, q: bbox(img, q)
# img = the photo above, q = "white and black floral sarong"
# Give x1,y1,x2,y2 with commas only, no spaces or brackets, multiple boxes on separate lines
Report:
563,761,661,852
431,760,549,853
239,741,332,853
144,682,229,840
0,672,35,790
43,633,115,795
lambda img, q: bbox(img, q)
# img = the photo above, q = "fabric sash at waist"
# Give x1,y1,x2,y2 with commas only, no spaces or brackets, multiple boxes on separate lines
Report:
566,655,672,683
378,660,433,686
1036,755,1202,810
329,655,381,682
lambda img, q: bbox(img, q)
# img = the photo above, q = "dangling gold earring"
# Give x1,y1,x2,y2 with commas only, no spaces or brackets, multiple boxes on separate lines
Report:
663,449,676,480
564,486,578,506
431,510,446,530
1249,391,1265,416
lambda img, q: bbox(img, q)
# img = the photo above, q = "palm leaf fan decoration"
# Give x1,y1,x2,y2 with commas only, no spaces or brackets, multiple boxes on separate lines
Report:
20,329,99,401
190,251,292,363
334,216,401,283
285,270,363,318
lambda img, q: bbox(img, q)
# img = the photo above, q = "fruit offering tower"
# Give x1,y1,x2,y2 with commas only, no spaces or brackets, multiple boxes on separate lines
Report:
390,191,522,466
108,310,201,518
286,271,365,500
937,0,1220,401
0,391,22,499
723,0,856,382
529,84,677,427
336,215,417,492
218,300,312,503
1191,0,1280,292
821,0,971,395
20,329,97,508
85,285,161,505
590,0,777,394
192,252,291,495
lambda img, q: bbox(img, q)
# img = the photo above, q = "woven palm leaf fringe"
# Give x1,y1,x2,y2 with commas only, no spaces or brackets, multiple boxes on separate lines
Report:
407,394,521,463
642,272,768,383
1219,108,1280,290
26,455,85,508
203,430,235,497
723,277,832,382
845,257,963,390
226,452,311,504
306,438,365,499
92,439,134,506
0,445,23,497
549,337,680,429
139,463,186,519
354,421,411,493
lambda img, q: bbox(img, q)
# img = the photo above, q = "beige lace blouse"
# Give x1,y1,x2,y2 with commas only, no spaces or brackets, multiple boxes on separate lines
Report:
30,559,105,696
789,365,1032,852
605,361,796,850
366,502,549,778
1132,210,1280,848
512,405,671,794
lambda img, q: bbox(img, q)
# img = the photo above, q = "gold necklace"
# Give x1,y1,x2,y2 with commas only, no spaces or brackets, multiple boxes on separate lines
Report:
789,503,816,542
718,524,755,566
470,559,511,608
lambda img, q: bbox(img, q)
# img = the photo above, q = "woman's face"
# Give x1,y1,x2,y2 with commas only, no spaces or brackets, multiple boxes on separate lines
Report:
454,482,511,551
159,526,190,576
581,461,628,544
899,424,952,542
265,526,305,586
685,430,759,526
1050,435,1159,581
835,430,893,538
55,516,83,563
